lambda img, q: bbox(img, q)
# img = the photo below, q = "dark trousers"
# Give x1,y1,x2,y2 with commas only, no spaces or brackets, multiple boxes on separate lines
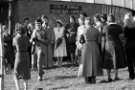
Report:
85,76,96,84
126,49,135,79
127,56,135,79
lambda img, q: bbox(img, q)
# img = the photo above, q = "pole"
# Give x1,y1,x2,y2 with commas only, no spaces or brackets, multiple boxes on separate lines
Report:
0,24,4,90
8,1,12,35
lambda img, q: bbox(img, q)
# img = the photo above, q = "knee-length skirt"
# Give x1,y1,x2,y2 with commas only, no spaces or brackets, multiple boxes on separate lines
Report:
14,52,30,80
54,38,67,57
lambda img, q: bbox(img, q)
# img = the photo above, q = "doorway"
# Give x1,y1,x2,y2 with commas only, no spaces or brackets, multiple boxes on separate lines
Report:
0,2,8,25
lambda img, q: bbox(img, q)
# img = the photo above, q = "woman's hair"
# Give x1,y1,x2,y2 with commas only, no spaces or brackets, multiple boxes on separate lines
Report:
94,14,101,22
41,15,48,20
101,13,107,22
23,17,29,22
15,23,21,33
70,15,76,22
18,25,27,35
35,18,42,24
28,23,33,30
85,17,94,25
123,12,135,27
85,17,91,21
107,14,115,22
78,18,84,25
80,12,87,17
2,25,8,31
56,20,63,27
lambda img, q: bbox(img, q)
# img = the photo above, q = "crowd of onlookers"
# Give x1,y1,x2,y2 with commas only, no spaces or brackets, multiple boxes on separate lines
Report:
1,12,135,90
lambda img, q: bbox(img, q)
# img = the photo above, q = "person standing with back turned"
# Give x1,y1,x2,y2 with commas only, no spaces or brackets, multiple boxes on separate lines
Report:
81,17,102,84
13,25,31,90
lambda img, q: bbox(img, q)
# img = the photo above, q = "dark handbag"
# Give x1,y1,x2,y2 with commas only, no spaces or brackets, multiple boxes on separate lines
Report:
56,37,63,48
79,35,85,44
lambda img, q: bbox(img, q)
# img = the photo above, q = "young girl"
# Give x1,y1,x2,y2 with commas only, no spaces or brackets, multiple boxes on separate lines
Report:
13,25,31,90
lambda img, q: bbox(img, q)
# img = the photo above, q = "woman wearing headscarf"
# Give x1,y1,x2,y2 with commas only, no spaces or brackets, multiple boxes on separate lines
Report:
124,12,135,79
54,20,67,66
81,17,102,83
102,14,127,82
13,25,31,90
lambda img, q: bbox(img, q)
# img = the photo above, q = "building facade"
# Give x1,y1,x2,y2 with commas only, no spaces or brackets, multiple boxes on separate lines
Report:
0,0,133,34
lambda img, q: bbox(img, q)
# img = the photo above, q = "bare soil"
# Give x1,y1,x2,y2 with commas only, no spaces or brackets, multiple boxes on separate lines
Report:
4,64,135,90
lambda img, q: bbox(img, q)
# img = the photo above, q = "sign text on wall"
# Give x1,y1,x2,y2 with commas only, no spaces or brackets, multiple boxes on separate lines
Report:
50,4,82,15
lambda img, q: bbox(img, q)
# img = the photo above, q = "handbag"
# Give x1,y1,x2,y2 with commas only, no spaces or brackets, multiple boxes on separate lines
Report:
79,35,85,44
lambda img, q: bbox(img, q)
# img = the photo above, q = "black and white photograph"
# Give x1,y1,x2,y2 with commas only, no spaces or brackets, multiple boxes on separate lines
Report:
0,0,135,90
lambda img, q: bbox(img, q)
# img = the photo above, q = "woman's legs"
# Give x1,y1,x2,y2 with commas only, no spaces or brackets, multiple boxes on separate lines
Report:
91,76,96,83
14,75,20,90
85,77,90,83
57,57,63,66
31,53,37,71
85,76,96,84
59,57,63,66
114,69,119,80
23,80,28,90
107,69,112,81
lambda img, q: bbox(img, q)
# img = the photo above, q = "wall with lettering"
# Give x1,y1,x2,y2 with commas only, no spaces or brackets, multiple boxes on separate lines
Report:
12,0,131,27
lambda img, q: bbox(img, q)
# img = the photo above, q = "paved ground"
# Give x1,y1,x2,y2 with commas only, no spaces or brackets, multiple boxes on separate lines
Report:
4,64,135,90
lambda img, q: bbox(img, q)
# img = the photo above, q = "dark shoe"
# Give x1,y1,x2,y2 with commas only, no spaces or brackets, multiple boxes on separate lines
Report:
100,80,108,83
114,77,120,81
85,77,92,84
129,74,135,80
129,76,135,80
108,78,113,82
91,77,96,84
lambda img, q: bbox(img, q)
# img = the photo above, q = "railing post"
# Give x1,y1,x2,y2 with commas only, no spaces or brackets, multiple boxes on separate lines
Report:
0,24,4,90
8,1,12,35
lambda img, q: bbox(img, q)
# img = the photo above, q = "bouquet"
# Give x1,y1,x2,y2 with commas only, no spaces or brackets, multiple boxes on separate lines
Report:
56,37,63,49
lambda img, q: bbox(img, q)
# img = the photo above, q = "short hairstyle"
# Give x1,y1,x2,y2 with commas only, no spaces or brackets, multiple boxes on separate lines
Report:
85,17,94,25
108,14,115,22
35,18,42,24
17,25,26,35
85,17,91,21
101,13,107,21
80,12,87,17
94,14,101,21
56,20,63,27
70,15,76,22
41,15,48,19
23,17,29,21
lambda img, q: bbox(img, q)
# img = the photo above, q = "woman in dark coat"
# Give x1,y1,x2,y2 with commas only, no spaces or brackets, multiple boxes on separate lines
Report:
13,25,30,90
103,14,127,81
81,17,102,84
124,13,135,79
2,25,14,73
65,16,78,65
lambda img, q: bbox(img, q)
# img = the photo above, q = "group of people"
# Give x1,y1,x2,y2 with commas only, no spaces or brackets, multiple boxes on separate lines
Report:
1,12,135,90
79,12,135,84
